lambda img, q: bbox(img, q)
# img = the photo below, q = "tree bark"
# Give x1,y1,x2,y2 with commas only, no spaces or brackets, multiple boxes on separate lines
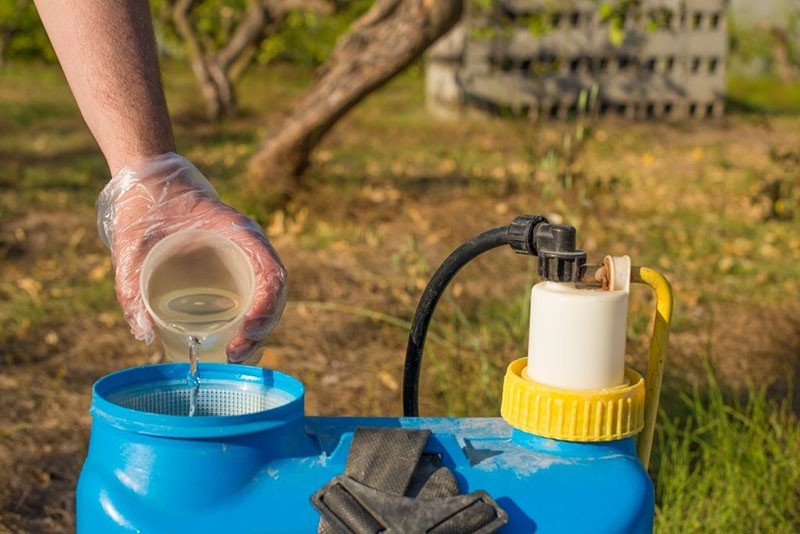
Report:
247,0,464,198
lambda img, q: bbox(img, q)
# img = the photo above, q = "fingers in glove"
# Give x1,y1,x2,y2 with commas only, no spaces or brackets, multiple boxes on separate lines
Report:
115,267,156,344
225,254,287,363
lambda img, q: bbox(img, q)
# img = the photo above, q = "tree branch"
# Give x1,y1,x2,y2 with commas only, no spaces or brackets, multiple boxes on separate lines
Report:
172,0,204,60
215,0,269,71
248,0,464,191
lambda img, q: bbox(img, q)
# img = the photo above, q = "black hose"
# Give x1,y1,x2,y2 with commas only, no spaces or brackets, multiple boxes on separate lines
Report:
402,226,511,417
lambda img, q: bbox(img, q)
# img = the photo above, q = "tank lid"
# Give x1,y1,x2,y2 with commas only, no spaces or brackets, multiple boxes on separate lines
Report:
500,358,645,442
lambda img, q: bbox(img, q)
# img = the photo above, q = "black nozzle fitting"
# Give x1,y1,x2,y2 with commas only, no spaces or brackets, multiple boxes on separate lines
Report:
506,216,587,282
534,224,587,282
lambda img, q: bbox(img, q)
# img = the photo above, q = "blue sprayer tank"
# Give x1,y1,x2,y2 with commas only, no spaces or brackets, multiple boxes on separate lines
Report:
78,362,654,533
77,218,673,532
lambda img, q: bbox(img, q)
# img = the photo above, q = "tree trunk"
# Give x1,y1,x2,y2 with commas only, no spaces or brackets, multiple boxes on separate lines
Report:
770,25,797,83
171,0,335,120
247,0,464,198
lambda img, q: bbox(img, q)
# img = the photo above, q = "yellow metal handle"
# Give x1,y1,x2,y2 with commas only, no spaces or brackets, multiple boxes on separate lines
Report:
631,267,673,469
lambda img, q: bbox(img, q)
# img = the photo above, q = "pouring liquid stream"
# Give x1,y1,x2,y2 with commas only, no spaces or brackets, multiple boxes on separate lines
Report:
153,287,243,416
187,335,201,417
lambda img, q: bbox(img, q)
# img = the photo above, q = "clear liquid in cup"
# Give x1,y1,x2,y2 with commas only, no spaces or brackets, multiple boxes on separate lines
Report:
142,230,254,364
153,288,242,336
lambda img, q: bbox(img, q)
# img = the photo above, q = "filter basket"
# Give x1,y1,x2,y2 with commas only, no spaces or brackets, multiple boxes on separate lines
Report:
107,378,291,417
90,363,305,438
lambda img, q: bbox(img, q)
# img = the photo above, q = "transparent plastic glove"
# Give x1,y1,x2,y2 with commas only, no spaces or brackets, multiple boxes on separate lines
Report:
96,153,287,364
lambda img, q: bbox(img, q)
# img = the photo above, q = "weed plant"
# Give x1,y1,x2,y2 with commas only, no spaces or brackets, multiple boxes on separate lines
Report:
653,370,800,532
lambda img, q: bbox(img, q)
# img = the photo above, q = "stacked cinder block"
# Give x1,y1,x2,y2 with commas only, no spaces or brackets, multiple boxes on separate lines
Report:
426,0,729,120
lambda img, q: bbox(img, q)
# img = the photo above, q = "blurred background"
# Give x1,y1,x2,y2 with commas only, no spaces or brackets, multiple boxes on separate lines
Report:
1,0,799,531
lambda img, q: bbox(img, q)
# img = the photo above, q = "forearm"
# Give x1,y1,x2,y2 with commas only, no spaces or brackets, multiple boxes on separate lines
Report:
34,0,175,175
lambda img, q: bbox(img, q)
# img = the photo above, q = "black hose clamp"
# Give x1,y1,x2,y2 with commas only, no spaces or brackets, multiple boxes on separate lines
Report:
507,215,548,255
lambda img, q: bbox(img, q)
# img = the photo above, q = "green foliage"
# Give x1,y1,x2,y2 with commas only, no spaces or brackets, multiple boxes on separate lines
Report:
596,0,676,46
148,0,372,67
728,2,800,79
728,16,775,68
468,0,678,50
597,2,628,46
532,85,598,206
470,0,494,12
469,1,552,40
149,0,255,59
0,0,55,63
194,0,249,47
257,0,372,66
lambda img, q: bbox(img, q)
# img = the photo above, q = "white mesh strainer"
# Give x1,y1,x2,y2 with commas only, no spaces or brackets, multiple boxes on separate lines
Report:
106,379,293,417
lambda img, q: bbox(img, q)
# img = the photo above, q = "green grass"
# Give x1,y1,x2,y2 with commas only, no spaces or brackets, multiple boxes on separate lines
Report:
727,75,800,115
653,372,800,532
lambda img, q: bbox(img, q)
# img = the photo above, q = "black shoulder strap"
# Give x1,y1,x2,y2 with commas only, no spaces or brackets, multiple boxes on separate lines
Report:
312,427,508,533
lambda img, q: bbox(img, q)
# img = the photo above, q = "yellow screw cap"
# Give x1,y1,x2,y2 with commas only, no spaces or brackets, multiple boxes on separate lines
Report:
501,358,645,442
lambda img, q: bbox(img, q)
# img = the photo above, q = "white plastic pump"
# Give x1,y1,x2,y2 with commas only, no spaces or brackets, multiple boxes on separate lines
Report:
526,256,631,390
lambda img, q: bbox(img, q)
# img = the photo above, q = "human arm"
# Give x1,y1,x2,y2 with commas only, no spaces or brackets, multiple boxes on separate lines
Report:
33,0,175,174
34,1,287,362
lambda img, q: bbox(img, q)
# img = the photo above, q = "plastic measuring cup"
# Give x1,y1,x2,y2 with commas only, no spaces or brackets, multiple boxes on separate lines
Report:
140,230,255,362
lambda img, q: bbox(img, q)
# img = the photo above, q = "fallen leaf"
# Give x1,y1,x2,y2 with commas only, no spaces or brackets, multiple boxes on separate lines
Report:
89,259,111,282
17,277,42,304
98,313,116,328
378,371,399,392
44,331,59,346
68,228,86,249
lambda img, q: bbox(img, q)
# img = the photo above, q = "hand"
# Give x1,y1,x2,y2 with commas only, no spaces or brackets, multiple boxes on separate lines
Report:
97,153,286,363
